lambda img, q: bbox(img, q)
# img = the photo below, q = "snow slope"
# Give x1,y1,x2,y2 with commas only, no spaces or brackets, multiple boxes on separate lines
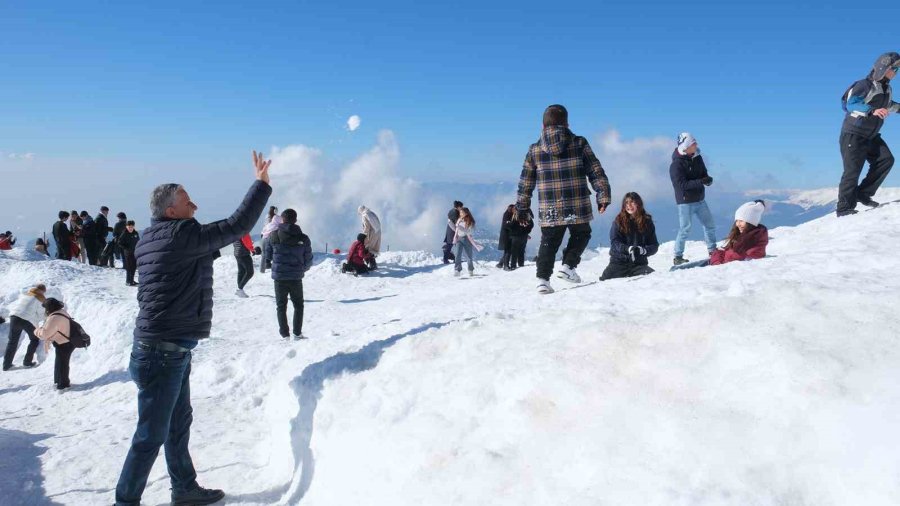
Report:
1,203,900,505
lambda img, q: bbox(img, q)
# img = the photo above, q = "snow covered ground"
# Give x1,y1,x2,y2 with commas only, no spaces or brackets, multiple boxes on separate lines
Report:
2,197,900,505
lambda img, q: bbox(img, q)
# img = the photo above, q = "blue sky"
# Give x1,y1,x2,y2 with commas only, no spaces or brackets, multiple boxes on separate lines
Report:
2,1,900,236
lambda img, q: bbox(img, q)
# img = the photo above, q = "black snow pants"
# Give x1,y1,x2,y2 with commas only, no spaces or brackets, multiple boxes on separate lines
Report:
236,255,254,290
274,279,304,337
838,133,894,212
536,223,591,281
599,262,654,281
3,316,39,369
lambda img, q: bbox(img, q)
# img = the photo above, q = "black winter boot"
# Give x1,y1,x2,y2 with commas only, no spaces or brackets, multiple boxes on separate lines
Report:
858,196,880,208
171,486,225,505
673,256,689,266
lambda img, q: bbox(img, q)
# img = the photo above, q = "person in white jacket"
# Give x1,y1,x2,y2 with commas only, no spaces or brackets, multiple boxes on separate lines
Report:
3,284,47,371
452,207,483,277
358,205,382,255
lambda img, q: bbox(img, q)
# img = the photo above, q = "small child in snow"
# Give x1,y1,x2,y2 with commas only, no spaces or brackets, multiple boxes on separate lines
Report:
452,207,482,277
600,192,659,281
671,200,768,270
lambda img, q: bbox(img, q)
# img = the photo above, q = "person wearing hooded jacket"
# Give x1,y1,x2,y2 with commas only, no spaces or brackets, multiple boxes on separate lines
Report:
34,297,75,390
600,192,659,281
670,132,716,266
3,284,46,371
358,205,382,256
233,233,255,297
343,233,371,275
265,208,313,339
517,104,611,294
837,52,900,216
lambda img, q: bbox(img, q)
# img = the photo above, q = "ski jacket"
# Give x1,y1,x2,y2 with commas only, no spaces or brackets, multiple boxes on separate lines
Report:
95,213,111,243
347,240,368,266
504,214,534,238
232,234,254,257
8,289,45,326
359,207,382,254
133,180,271,343
112,219,127,246
517,126,611,228
608,218,659,266
80,216,96,243
841,53,900,139
669,149,709,205
117,229,140,252
266,223,313,280
0,235,12,250
36,309,71,345
709,225,768,265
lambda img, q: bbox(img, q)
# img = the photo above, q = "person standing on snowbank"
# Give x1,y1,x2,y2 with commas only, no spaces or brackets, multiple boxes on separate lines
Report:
600,192,659,281
266,208,313,339
497,204,515,269
52,211,72,261
95,206,112,265
233,233,255,298
504,208,534,270
260,206,281,273
114,151,272,506
671,200,768,270
34,297,75,390
670,132,716,266
452,207,482,277
517,104,611,294
358,205,381,256
3,284,46,371
117,221,140,287
442,200,463,264
836,52,900,216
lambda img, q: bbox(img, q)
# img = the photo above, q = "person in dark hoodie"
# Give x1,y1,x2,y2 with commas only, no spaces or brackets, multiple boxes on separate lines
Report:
504,207,533,270
79,211,99,265
95,206,112,265
496,204,515,269
117,221,140,286
517,104,611,294
233,233,255,298
442,200,463,264
52,211,72,261
265,208,313,339
670,132,716,266
837,52,900,216
114,151,272,506
600,192,659,281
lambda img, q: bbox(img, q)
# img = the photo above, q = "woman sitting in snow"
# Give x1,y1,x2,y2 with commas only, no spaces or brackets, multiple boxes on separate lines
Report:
452,207,483,277
600,192,659,281
671,200,769,270
342,233,373,275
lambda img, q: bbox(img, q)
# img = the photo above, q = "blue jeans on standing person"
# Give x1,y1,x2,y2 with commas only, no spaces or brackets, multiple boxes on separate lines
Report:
454,240,474,272
674,201,717,257
115,341,198,505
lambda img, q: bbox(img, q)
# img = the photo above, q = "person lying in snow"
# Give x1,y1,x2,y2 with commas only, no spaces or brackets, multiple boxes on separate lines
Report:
600,192,659,281
671,200,768,270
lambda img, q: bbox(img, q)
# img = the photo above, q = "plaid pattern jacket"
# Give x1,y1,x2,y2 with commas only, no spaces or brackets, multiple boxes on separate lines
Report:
517,126,611,227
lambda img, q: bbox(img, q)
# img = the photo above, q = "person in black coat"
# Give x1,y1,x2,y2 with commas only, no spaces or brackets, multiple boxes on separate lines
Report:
496,204,515,268
52,211,72,260
117,221,140,286
114,151,272,506
442,200,462,264
504,208,534,270
95,206,112,265
600,192,659,281
265,208,313,339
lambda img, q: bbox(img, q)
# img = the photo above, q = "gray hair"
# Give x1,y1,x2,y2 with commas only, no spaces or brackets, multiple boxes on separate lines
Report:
150,183,183,219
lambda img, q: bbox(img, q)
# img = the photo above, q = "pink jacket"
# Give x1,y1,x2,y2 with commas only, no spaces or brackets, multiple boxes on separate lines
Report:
35,309,71,344
710,225,768,266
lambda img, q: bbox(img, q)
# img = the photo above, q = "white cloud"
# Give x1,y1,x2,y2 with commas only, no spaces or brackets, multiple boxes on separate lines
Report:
592,130,674,203
5,152,35,160
346,115,361,132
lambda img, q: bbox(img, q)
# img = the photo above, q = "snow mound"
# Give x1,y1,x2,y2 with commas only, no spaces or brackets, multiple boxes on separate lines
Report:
747,187,900,211
2,204,900,505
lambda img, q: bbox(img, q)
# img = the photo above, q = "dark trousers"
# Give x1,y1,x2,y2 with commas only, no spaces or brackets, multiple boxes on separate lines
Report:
55,240,71,260
260,237,271,273
124,249,137,284
536,223,592,280
342,262,369,275
275,279,304,337
508,236,527,268
116,342,198,505
85,240,100,266
100,241,116,267
96,240,107,265
52,341,75,388
442,241,455,264
3,316,39,369
838,133,894,212
236,255,254,290
600,261,655,281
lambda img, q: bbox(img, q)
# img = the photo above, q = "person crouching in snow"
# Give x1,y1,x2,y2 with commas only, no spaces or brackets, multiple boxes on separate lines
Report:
3,283,47,371
710,200,768,265
600,192,659,281
357,205,381,260
266,208,313,339
34,298,75,390
342,233,372,275
452,207,483,277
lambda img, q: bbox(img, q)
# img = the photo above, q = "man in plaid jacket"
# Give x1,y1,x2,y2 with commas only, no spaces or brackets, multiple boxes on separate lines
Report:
517,104,611,294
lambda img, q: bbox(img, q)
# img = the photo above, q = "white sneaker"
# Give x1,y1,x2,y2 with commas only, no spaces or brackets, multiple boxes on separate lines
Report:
556,265,581,283
536,279,554,294
235,289,249,298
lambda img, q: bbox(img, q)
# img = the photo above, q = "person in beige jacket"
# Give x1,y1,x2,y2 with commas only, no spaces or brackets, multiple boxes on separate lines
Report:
357,205,382,255
34,298,75,390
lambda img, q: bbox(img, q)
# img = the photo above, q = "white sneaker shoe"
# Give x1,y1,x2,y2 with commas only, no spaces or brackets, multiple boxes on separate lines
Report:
556,265,581,283
536,279,554,294
235,289,249,298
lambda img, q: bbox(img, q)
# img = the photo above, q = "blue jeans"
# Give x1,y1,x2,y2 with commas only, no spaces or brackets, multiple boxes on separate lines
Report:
115,342,198,505
454,240,474,272
674,201,716,257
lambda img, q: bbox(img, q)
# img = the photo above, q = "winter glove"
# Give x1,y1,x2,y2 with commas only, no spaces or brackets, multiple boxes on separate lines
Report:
628,246,647,262
701,176,713,186
253,246,262,255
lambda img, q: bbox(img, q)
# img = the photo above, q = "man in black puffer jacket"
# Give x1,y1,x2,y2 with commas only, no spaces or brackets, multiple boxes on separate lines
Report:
265,208,313,339
114,151,272,506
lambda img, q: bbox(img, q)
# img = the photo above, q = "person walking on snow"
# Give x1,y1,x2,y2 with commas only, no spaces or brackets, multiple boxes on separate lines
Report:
266,208,313,339
117,221,140,287
600,192,659,281
517,104,612,294
442,201,463,264
836,52,900,216
95,206,112,265
113,151,272,506
670,132,716,266
3,284,46,371
233,233,255,297
358,205,381,256
452,207,483,277
52,211,72,261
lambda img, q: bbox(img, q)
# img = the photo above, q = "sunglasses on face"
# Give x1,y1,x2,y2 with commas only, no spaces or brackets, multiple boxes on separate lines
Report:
892,66,900,73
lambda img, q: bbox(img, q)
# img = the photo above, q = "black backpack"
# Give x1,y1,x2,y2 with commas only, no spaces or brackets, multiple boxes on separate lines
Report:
61,315,91,348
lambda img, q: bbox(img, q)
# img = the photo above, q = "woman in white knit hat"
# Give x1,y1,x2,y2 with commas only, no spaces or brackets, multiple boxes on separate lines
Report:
709,200,768,265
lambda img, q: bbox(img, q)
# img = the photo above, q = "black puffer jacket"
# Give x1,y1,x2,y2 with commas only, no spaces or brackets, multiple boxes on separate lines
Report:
608,217,659,266
117,229,140,252
669,150,709,205
133,181,271,342
266,223,313,281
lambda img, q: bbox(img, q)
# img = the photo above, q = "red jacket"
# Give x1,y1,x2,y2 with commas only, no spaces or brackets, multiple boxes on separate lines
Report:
347,240,367,266
0,236,11,250
710,225,768,265
240,234,254,253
